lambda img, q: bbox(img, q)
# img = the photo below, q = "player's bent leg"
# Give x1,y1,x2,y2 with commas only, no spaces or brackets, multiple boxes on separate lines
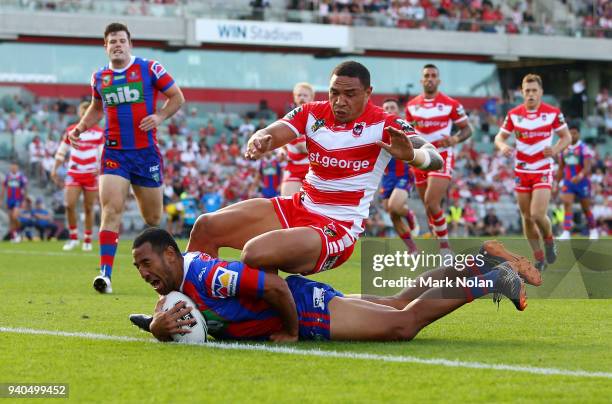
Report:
425,176,451,251
241,227,322,274
187,198,283,256
387,188,410,217
132,184,163,226
82,189,98,250
516,191,544,265
579,197,598,239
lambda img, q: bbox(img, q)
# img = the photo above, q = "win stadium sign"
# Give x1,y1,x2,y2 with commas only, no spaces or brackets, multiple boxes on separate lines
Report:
195,19,349,49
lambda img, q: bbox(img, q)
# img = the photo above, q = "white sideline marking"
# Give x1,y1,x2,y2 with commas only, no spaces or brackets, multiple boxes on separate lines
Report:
1,327,611,379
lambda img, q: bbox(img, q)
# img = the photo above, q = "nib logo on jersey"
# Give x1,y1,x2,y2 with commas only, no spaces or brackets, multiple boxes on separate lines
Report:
102,82,144,106
307,139,378,180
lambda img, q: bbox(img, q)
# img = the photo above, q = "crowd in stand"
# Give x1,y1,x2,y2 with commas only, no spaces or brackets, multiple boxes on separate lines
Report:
289,0,612,37
1,92,611,239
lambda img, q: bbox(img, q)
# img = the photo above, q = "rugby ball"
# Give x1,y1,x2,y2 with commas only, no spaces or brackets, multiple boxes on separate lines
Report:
161,291,208,344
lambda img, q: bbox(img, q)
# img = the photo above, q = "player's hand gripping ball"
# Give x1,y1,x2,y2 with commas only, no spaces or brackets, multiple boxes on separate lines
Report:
161,291,208,344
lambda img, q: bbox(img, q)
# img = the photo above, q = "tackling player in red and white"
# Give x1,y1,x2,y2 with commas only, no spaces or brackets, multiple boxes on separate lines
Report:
280,82,315,196
495,74,571,271
187,61,442,276
52,101,104,251
405,64,472,256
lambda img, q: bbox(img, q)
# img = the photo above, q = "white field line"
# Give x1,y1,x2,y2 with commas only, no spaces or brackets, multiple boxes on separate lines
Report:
1,327,611,379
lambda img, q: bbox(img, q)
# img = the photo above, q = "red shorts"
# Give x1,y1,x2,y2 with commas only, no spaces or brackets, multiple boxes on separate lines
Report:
65,173,98,191
514,170,553,193
413,149,454,186
271,193,356,275
282,163,308,184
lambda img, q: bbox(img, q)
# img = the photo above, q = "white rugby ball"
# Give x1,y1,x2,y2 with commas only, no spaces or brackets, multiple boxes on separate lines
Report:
162,291,208,344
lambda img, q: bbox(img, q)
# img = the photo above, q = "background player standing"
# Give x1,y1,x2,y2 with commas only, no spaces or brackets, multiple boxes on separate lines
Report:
495,74,571,271
1,162,28,242
555,123,598,240
52,101,105,251
405,64,472,256
380,98,418,254
280,82,315,196
68,22,185,293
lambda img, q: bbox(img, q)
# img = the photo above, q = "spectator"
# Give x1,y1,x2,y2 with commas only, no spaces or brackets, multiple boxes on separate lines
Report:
31,198,58,240
480,208,506,236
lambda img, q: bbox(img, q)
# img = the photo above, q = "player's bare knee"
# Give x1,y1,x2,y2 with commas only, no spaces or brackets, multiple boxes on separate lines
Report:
192,213,222,239
144,212,161,226
241,240,268,268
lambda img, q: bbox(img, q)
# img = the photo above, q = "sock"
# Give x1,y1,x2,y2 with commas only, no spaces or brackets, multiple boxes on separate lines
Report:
544,235,554,246
69,226,78,241
563,212,573,231
399,231,418,253
84,230,92,244
431,210,449,243
99,230,119,279
406,210,416,230
463,270,500,302
585,210,596,229
534,249,544,263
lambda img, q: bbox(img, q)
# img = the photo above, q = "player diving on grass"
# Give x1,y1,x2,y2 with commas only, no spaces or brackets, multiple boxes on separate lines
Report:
187,61,443,277
129,228,541,342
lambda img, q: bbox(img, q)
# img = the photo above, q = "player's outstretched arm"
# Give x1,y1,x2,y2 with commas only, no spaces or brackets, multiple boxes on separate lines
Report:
68,98,104,143
245,122,297,160
378,127,443,171
261,272,299,342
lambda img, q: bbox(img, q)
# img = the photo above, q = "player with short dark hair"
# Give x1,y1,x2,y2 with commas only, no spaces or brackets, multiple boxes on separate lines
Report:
130,228,533,342
555,123,598,240
187,60,443,277
380,98,418,253
405,64,473,256
68,22,185,293
495,74,571,271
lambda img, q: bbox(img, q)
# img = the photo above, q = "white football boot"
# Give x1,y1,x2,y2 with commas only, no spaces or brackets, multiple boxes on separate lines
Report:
93,275,112,294
558,231,571,240
589,228,599,240
63,239,79,251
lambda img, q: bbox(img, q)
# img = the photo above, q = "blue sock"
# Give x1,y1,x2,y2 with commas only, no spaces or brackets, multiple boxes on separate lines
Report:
463,270,500,302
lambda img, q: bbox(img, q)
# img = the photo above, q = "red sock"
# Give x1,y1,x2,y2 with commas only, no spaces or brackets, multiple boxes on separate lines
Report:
399,231,418,253
534,249,544,262
69,226,78,241
84,231,92,244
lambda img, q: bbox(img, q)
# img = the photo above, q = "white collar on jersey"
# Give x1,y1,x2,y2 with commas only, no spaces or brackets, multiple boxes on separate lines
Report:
179,252,199,292
109,55,136,73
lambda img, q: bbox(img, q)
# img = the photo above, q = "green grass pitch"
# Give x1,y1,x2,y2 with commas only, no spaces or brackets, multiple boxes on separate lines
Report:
0,240,610,403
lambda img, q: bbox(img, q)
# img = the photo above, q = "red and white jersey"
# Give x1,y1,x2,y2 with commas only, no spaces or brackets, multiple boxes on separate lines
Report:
500,103,567,173
404,92,467,151
280,101,415,238
286,136,309,168
57,124,105,176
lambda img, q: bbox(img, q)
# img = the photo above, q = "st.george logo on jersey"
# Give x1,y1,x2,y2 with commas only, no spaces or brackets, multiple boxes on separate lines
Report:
102,82,144,106
211,266,238,298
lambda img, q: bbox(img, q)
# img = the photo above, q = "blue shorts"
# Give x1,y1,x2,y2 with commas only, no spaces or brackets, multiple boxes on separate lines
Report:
286,275,343,341
6,198,22,210
561,179,590,200
261,188,279,199
380,174,412,200
101,146,163,188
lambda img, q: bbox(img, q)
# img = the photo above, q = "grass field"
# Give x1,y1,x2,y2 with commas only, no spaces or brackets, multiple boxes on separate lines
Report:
1,240,611,403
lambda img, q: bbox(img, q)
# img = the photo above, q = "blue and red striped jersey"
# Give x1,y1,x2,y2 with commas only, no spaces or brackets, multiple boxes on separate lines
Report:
180,252,283,340
91,56,175,150
3,171,27,201
259,156,282,195
562,141,593,180
384,157,411,177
